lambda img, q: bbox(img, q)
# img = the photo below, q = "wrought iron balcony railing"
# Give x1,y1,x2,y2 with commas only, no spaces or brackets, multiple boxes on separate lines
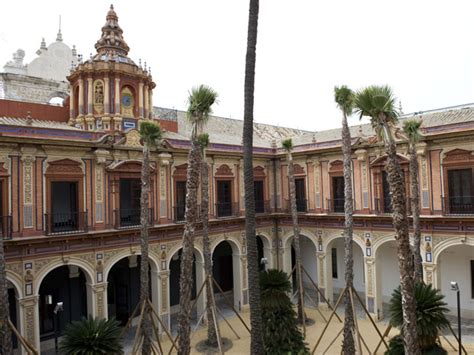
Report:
255,200,271,214
284,198,307,213
44,211,88,236
442,196,474,215
114,208,153,229
215,202,239,218
327,198,345,213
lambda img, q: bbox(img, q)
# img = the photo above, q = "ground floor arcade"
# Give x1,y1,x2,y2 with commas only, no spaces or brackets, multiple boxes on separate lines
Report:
5,227,473,353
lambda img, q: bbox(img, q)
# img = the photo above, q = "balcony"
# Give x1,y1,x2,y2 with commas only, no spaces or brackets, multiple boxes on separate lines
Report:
215,202,239,218
0,215,12,240
114,208,153,229
327,198,345,214
173,205,201,223
374,198,412,215
284,199,307,213
44,211,88,236
255,200,271,214
442,196,474,215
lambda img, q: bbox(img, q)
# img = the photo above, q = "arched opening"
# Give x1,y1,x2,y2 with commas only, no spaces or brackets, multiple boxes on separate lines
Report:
7,281,19,350
375,240,399,319
257,235,265,271
212,240,242,309
287,235,318,296
436,244,474,318
327,238,365,301
106,255,152,325
169,249,199,332
38,266,88,343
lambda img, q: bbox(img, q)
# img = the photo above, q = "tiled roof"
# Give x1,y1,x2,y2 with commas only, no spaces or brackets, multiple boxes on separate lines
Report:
0,117,80,130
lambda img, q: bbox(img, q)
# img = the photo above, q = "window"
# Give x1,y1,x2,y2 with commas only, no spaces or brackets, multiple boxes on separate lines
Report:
448,169,473,214
50,181,78,233
216,180,232,217
295,178,307,212
332,176,344,213
331,248,338,279
382,171,392,213
118,178,141,227
175,181,186,221
254,180,264,213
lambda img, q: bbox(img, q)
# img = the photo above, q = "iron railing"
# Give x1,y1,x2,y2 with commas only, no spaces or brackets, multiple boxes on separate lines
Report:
0,215,12,240
215,202,239,218
284,199,307,213
173,205,201,222
374,198,412,215
44,211,88,235
255,200,271,214
327,198,345,213
442,196,474,215
114,208,153,228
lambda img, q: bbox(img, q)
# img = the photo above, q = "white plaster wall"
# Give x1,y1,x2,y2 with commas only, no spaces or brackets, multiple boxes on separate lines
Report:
331,239,365,293
301,237,317,287
437,245,474,317
377,241,400,302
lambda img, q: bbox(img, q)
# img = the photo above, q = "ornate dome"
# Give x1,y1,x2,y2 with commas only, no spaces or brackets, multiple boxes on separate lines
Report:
94,5,130,59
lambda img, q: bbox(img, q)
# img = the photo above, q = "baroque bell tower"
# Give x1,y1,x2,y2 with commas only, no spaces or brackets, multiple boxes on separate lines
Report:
67,4,155,131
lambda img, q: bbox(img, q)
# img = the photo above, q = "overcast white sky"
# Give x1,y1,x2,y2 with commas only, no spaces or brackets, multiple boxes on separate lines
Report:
1,0,473,131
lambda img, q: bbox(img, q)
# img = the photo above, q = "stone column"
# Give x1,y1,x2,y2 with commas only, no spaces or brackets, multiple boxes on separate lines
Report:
19,295,40,352
318,251,331,306
103,76,110,115
21,152,35,230
138,81,144,118
78,78,84,116
237,253,246,309
364,256,378,319
69,85,75,124
159,270,170,331
87,77,93,115
144,85,149,119
113,78,122,131
158,153,171,222
91,283,107,319
149,89,153,118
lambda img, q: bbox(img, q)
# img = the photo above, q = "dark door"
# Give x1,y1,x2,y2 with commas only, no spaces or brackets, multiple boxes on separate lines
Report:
51,182,78,232
382,171,392,213
295,178,306,212
254,180,264,213
448,169,473,214
175,181,186,220
332,176,345,212
217,180,232,216
119,178,141,226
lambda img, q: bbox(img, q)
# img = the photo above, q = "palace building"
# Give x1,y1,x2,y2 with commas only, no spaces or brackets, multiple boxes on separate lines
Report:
1,5,473,353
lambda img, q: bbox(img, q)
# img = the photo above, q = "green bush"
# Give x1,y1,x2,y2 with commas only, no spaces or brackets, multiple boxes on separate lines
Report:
260,269,309,355
59,317,123,355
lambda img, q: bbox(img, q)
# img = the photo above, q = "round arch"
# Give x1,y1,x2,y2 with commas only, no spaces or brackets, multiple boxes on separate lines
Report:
433,236,474,264
166,244,204,270
256,233,273,270
34,259,95,295
323,232,366,253
103,250,161,281
281,228,318,250
211,238,243,309
6,271,24,299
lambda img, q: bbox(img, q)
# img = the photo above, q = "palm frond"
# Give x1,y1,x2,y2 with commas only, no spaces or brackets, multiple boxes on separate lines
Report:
354,85,399,138
186,84,219,126
334,85,354,117
139,120,163,145
403,119,422,144
282,138,293,152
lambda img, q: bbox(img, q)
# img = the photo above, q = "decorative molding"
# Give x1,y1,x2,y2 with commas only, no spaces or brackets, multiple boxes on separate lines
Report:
293,163,305,175
215,164,233,176
253,165,266,178
46,158,83,175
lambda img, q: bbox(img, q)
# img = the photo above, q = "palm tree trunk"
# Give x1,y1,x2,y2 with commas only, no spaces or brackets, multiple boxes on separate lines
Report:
0,236,13,355
380,116,420,355
177,138,202,355
242,0,265,354
287,152,305,323
409,144,423,284
200,151,218,347
140,141,152,355
341,113,355,354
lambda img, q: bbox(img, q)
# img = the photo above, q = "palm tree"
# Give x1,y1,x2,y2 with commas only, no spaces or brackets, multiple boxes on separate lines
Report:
282,138,305,323
260,269,308,355
334,85,355,354
139,120,163,354
354,85,420,355
403,119,423,284
60,317,124,354
388,283,449,352
242,0,265,353
0,236,13,354
198,132,218,347
178,85,217,355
